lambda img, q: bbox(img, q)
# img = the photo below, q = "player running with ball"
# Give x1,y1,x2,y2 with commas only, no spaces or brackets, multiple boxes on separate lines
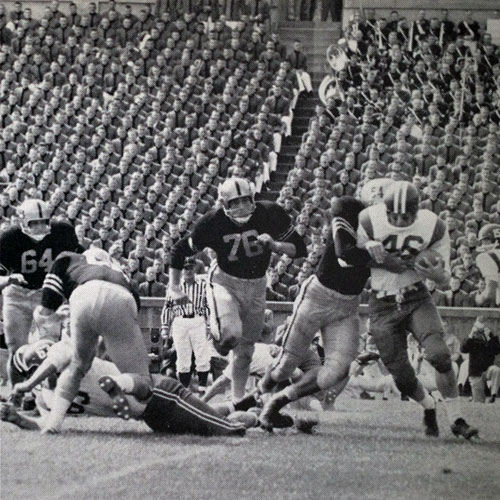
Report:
358,181,478,439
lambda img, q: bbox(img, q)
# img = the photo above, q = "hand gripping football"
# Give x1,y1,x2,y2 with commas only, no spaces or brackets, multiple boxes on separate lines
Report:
414,248,444,270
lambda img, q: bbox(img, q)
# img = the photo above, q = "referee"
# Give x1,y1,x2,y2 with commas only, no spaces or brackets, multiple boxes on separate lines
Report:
161,258,211,391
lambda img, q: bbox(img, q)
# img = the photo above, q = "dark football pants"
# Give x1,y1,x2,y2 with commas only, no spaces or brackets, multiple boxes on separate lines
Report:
143,376,246,436
368,288,451,396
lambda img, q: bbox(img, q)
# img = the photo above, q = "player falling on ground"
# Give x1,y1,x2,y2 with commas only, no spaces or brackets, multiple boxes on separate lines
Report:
30,248,152,434
0,199,82,385
358,181,478,439
256,196,405,430
168,177,307,408
474,224,500,307
0,338,253,436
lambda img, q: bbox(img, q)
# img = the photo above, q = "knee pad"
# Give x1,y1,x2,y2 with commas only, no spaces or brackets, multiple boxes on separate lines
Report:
426,351,452,374
270,350,302,383
385,359,419,396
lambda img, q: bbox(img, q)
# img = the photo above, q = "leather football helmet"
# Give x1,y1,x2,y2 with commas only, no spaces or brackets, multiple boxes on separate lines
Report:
383,181,420,227
218,178,256,224
18,199,51,241
478,223,500,252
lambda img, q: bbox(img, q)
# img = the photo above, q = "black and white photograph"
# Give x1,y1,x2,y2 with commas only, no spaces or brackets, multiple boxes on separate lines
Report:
0,1,499,499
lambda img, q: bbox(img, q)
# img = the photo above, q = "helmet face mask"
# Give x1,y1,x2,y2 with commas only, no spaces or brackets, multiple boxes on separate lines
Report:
18,199,51,241
219,178,256,224
383,181,419,228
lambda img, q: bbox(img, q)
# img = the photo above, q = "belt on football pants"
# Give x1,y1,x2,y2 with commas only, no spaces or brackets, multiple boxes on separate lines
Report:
372,282,425,303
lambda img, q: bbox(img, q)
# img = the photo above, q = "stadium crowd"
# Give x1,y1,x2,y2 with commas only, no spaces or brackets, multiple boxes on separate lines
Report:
270,8,500,306
0,2,499,308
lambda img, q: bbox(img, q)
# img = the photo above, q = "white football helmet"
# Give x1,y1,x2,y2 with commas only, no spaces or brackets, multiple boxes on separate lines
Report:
477,223,500,252
18,199,51,241
383,181,420,227
218,178,256,224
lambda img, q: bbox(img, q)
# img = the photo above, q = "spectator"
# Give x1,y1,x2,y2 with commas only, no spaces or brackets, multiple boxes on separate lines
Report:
138,266,167,297
461,317,500,403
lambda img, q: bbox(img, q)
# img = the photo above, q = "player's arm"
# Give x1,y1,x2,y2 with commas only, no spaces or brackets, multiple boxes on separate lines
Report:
36,254,72,321
169,214,212,303
11,346,70,397
0,273,28,291
261,204,307,258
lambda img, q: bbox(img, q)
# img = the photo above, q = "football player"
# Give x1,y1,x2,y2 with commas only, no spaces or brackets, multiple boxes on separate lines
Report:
2,339,251,436
475,224,500,306
357,181,478,439
168,177,307,407
255,196,403,430
0,199,82,385
30,248,152,434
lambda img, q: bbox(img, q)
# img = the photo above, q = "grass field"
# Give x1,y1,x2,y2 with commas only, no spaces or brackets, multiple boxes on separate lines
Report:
1,398,499,500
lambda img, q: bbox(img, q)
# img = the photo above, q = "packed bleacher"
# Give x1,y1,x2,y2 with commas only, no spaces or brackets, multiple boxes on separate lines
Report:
0,0,300,295
268,8,499,307
0,3,499,308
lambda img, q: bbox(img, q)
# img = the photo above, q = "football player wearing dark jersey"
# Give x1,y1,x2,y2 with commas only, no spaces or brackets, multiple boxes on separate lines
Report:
257,197,379,430
0,199,82,385
32,248,151,434
169,178,307,406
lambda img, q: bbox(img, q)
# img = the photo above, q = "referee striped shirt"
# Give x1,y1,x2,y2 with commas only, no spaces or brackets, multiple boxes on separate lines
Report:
161,278,208,326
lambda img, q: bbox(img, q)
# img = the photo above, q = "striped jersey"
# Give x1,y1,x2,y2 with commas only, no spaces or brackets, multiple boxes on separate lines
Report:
357,204,451,292
40,251,140,311
161,278,208,326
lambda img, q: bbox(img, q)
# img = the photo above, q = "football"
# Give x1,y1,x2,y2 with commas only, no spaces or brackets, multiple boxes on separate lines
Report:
414,248,444,269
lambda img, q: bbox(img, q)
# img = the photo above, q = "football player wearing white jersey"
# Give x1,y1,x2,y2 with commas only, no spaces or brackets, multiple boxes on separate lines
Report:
357,181,478,439
475,224,500,307
2,339,252,436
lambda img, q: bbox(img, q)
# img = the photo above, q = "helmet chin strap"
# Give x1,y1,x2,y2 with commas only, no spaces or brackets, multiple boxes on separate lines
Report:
232,214,253,224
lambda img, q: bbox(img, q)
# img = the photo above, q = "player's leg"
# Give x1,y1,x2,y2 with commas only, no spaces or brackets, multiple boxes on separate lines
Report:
409,298,478,438
43,293,98,433
142,376,246,436
189,317,211,392
230,279,266,403
96,285,150,376
263,303,359,419
261,278,321,393
3,287,37,384
205,280,243,356
369,299,441,433
171,318,194,387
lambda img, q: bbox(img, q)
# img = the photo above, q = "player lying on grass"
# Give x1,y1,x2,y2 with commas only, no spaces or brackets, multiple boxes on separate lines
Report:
1,338,255,436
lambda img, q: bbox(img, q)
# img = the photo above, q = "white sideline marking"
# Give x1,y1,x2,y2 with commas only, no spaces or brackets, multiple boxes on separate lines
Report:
45,446,220,500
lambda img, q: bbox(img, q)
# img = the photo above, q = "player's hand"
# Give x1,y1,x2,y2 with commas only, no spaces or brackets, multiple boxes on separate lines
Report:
11,382,30,397
365,241,386,264
168,286,191,306
257,233,276,251
380,254,409,273
8,274,28,286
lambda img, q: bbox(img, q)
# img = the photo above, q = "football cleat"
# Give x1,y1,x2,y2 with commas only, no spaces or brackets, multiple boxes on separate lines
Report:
294,416,319,435
0,402,21,424
233,394,258,412
423,409,439,437
322,388,337,410
17,199,52,241
451,418,479,440
259,393,294,432
99,376,132,420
